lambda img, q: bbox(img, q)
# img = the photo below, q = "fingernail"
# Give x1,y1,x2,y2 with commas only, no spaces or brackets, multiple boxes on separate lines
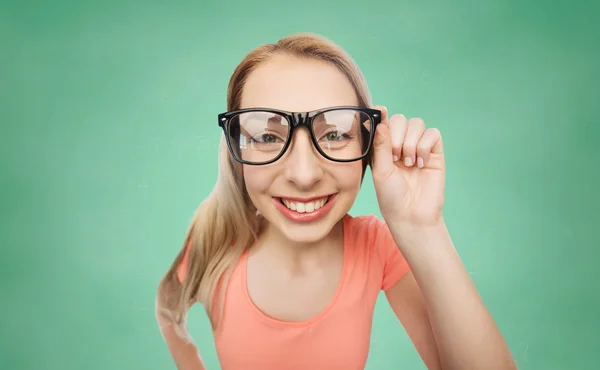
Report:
404,157,413,166
417,157,424,168
393,155,399,162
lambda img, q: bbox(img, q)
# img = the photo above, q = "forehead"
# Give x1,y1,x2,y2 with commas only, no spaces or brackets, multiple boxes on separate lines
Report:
240,54,358,112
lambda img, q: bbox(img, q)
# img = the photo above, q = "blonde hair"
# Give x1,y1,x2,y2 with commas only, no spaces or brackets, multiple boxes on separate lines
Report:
156,32,375,341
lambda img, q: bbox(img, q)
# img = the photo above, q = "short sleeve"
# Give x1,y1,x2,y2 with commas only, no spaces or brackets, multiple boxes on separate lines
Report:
376,218,411,291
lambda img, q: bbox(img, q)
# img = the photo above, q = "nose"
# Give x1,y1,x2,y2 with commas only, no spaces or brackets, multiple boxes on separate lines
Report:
283,128,323,190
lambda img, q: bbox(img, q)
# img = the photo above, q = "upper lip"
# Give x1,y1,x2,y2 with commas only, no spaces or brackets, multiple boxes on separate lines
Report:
276,193,335,202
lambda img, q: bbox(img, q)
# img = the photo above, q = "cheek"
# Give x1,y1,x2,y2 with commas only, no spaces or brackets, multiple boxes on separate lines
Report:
333,162,364,191
243,166,274,198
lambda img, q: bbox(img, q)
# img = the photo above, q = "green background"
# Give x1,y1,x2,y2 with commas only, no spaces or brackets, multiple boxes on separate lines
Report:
1,0,598,369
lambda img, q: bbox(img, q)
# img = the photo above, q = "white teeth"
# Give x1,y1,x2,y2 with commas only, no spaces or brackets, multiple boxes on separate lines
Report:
282,196,330,213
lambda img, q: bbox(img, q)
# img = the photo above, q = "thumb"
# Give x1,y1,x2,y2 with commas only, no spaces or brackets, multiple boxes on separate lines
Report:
371,121,395,178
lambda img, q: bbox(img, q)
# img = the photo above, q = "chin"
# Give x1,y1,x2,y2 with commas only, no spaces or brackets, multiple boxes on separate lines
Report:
275,218,340,244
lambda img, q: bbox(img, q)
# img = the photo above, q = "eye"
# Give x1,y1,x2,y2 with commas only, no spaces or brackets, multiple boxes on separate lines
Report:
260,134,279,143
322,131,351,141
326,132,339,141
251,133,283,144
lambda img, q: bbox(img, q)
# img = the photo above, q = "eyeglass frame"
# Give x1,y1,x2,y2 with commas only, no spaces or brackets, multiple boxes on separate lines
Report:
217,106,382,165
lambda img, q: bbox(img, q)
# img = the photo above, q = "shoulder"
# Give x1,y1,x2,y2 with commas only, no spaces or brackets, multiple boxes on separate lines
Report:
344,213,410,290
176,242,191,284
344,213,392,243
343,213,396,259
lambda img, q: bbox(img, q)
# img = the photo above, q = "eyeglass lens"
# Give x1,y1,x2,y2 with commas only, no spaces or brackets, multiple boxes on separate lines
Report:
226,109,373,163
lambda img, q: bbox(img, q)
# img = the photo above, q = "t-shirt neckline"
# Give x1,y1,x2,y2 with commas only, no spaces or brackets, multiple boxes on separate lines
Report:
239,214,352,328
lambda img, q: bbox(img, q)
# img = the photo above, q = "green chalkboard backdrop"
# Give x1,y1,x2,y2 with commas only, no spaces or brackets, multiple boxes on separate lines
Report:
1,0,599,369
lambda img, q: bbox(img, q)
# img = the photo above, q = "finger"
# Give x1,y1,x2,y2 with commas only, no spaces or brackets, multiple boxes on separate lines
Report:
389,114,408,162
371,120,394,179
432,131,444,154
416,128,442,168
365,105,387,137
402,117,426,167
373,105,388,123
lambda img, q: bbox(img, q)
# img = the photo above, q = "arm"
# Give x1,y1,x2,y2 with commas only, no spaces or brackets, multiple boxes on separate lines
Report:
385,271,442,370
385,221,517,370
155,272,207,370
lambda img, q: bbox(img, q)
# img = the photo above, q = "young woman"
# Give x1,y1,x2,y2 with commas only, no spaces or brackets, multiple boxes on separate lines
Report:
156,33,517,370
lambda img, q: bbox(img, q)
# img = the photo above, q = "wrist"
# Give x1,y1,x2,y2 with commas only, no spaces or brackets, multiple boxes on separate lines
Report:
389,217,447,236
388,219,451,251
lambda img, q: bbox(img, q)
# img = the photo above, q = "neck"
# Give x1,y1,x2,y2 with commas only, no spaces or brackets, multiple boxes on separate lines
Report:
253,218,345,268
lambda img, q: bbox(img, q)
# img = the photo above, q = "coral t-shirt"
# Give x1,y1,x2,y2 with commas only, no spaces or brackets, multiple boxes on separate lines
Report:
177,213,410,370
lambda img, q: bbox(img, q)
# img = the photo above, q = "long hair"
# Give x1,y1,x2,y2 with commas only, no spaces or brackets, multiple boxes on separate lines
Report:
156,32,374,341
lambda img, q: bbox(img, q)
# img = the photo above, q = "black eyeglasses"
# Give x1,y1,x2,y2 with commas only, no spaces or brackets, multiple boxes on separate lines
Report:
217,106,381,165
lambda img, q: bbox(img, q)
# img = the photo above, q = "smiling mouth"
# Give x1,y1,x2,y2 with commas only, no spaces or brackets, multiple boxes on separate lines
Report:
278,195,333,213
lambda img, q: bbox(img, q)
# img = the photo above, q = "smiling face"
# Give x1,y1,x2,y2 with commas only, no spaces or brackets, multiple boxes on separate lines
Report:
239,53,364,244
